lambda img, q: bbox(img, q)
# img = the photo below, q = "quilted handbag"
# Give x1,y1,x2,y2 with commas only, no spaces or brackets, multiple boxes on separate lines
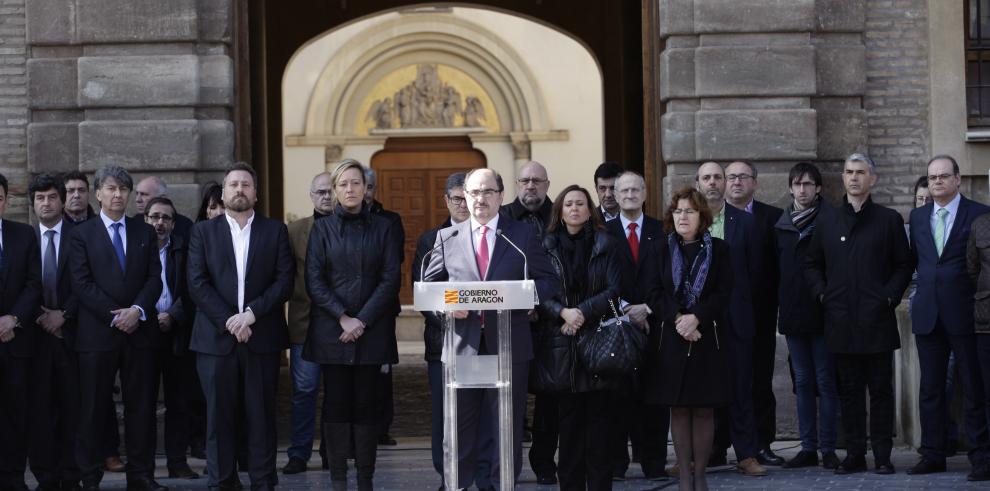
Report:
577,298,647,376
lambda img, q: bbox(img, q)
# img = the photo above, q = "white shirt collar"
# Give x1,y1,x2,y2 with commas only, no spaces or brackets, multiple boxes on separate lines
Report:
933,192,961,218
225,211,255,231
39,220,63,236
470,214,499,235
619,212,644,232
99,210,125,229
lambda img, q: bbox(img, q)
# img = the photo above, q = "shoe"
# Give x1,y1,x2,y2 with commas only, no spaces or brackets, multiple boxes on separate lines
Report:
875,461,895,475
821,451,840,470
735,457,767,477
125,479,167,491
834,455,867,475
756,447,785,466
35,483,60,491
81,484,99,491
707,452,727,467
8,484,29,491
377,433,397,446
523,430,533,443
167,463,200,479
645,470,669,481
906,458,945,475
535,474,557,485
782,450,818,469
104,456,125,473
281,457,307,475
968,462,990,481
611,471,625,481
61,482,83,491
666,464,680,477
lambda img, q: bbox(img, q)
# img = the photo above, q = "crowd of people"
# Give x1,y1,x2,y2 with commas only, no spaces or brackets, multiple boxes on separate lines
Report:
0,153,989,491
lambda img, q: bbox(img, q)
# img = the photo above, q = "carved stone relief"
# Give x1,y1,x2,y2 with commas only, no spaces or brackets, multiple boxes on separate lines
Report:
366,64,487,130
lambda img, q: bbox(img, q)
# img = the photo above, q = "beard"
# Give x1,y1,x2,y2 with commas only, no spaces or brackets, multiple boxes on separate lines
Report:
521,193,544,211
226,195,253,212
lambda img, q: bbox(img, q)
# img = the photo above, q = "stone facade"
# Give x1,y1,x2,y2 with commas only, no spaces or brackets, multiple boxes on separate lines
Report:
0,0,28,221
23,0,236,219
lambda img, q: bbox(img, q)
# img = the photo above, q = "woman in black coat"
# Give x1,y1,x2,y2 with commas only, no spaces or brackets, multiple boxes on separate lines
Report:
644,187,732,491
534,184,622,491
304,160,400,491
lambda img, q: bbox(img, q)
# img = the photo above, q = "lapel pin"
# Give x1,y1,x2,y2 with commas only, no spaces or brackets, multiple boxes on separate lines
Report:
840,236,846,242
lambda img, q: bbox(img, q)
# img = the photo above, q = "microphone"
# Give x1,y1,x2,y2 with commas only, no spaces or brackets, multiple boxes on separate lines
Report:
419,229,459,282
496,229,528,281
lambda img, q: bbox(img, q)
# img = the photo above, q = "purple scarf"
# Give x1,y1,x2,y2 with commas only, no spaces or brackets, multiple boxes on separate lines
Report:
668,231,713,309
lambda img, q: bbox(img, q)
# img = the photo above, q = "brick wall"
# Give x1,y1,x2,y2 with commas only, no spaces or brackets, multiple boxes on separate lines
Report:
863,0,931,214
0,0,27,221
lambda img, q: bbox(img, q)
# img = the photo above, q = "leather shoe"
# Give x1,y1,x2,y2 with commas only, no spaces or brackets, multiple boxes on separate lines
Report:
875,460,895,475
735,457,767,476
535,474,557,485
377,433,397,446
967,462,990,481
906,458,945,475
125,479,167,491
756,447,785,466
782,450,818,468
281,457,307,475
821,451,840,470
833,455,867,475
104,456,125,473
645,470,669,481
167,463,200,479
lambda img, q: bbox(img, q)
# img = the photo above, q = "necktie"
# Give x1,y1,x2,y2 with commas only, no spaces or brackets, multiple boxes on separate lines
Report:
43,230,58,306
627,222,640,263
476,225,490,279
111,222,126,271
934,208,949,257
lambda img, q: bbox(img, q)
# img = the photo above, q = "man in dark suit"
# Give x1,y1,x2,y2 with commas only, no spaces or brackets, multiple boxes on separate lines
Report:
593,161,624,223
604,171,669,481
27,174,80,491
908,155,990,480
695,161,765,476
187,162,294,491
68,166,164,491
0,173,42,491
725,160,785,466
423,168,557,490
63,171,97,225
142,197,199,480
134,176,194,243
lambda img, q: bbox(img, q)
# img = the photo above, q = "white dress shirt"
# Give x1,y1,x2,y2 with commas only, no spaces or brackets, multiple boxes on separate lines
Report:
931,192,961,249
226,211,255,312
156,239,173,313
619,212,644,240
470,214,499,265
39,220,63,270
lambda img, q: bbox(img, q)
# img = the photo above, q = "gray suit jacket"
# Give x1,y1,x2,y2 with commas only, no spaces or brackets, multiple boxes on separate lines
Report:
423,214,558,363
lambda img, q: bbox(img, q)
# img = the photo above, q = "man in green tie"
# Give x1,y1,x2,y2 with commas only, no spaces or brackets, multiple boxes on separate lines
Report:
907,155,990,481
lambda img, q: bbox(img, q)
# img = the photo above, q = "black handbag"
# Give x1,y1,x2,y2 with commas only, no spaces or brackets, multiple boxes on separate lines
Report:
577,298,647,376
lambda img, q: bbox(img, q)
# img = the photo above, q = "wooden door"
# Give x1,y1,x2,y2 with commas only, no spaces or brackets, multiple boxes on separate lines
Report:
371,136,486,304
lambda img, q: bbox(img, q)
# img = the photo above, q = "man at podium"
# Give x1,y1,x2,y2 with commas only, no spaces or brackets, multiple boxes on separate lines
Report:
423,168,557,489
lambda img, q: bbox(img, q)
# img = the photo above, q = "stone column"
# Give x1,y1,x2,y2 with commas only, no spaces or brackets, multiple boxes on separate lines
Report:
659,0,867,207
26,0,235,218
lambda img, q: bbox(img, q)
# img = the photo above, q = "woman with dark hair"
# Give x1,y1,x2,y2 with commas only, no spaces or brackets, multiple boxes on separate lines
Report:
196,182,224,221
534,184,622,490
644,187,732,491
303,159,400,491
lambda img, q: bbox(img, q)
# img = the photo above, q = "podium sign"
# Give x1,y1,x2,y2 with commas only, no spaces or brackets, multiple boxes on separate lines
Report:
413,280,536,491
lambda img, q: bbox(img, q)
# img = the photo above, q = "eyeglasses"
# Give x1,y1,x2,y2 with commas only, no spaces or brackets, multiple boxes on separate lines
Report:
927,173,954,182
311,189,332,197
446,196,466,205
466,188,500,198
726,174,753,182
672,209,698,216
517,178,547,185
147,214,174,223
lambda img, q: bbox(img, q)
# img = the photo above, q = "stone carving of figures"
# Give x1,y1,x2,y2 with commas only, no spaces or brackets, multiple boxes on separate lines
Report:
463,97,485,127
395,87,413,127
442,86,462,127
365,97,393,129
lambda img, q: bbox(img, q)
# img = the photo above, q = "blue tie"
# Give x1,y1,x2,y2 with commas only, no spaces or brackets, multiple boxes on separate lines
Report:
111,222,126,271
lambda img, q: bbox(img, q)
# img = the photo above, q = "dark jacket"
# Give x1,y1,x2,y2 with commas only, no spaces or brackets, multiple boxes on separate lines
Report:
187,212,294,356
748,201,783,331
774,204,824,335
803,196,913,354
535,227,623,393
910,196,990,336
605,215,667,327
69,215,162,353
500,197,553,242
304,203,401,365
35,220,79,349
966,211,990,333
722,204,756,339
159,235,191,356
0,220,42,358
411,218,453,362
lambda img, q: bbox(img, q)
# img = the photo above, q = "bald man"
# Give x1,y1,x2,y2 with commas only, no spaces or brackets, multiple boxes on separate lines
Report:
134,177,194,244
501,161,553,241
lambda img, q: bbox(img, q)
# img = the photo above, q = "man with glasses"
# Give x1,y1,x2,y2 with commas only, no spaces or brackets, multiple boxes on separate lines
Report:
501,161,552,241
804,153,912,475
908,155,990,480
283,172,334,474
144,197,199,480
725,161,785,467
133,176,194,244
423,168,557,490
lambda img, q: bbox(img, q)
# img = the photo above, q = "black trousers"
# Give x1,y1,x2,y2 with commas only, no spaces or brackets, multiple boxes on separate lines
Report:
713,332,758,461
558,391,612,491
197,346,280,491
379,365,394,434
609,394,668,477
159,344,200,465
752,323,777,448
528,393,559,477
0,350,30,487
322,364,383,424
834,351,894,460
29,336,80,487
76,346,159,484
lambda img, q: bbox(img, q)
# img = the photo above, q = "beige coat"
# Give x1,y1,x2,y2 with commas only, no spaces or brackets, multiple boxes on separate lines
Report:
287,214,314,344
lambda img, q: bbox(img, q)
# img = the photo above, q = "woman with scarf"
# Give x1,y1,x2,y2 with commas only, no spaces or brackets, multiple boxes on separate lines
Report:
773,163,840,469
303,160,401,491
533,184,622,490
643,187,731,491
